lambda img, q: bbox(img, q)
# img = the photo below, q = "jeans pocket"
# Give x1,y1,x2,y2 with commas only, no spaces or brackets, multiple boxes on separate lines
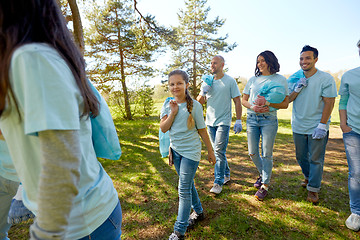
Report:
108,203,122,229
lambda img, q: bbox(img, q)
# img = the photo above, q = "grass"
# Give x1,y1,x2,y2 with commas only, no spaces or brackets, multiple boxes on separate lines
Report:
8,98,359,240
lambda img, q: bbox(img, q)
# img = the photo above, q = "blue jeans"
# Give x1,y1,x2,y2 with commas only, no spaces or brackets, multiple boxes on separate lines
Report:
0,176,19,240
172,149,202,235
293,132,329,192
78,200,122,240
207,125,230,186
343,130,360,215
246,113,278,185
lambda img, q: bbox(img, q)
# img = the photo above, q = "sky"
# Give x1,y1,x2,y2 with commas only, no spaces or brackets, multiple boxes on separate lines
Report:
136,0,360,84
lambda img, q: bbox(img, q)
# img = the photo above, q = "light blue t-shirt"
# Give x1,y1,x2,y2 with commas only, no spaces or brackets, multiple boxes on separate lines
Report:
338,66,360,134
203,73,241,126
243,74,289,116
0,139,19,182
160,99,206,162
0,43,118,239
290,69,337,134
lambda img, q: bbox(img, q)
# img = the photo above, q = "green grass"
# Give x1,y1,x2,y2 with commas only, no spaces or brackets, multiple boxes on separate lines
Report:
8,99,358,240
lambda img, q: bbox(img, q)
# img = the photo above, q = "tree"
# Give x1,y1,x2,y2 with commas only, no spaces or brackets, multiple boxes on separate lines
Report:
168,0,237,97
58,0,85,53
85,0,162,120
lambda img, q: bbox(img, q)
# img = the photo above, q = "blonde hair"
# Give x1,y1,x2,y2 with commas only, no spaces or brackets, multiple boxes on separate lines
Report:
168,70,195,129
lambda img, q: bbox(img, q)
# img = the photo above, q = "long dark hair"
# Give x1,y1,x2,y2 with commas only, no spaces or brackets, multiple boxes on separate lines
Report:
168,70,195,129
254,50,280,77
0,0,98,118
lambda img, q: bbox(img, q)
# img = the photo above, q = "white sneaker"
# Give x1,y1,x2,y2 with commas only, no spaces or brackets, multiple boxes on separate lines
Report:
345,213,360,231
210,183,222,194
224,176,230,185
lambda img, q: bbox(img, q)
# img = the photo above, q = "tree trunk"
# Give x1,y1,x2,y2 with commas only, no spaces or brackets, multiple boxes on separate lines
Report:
68,0,85,54
119,49,132,120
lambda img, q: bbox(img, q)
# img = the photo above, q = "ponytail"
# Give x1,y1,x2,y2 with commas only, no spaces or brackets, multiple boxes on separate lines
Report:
185,89,195,129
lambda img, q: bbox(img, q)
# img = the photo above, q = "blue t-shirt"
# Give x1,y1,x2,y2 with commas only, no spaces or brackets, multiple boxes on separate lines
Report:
203,74,241,126
160,99,206,162
338,67,360,134
243,74,288,116
290,69,337,134
0,43,118,239
0,139,19,182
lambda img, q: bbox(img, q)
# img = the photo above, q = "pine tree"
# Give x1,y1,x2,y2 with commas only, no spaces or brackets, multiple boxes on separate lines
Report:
85,0,162,120
169,0,236,97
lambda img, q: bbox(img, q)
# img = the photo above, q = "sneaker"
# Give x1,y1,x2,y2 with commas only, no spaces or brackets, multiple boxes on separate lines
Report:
254,176,262,189
169,231,184,240
307,191,319,203
301,179,309,188
255,187,268,201
210,183,222,194
345,213,360,231
224,176,231,185
188,211,205,229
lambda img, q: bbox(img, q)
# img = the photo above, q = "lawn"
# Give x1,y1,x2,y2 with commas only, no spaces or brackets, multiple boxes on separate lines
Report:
8,99,360,240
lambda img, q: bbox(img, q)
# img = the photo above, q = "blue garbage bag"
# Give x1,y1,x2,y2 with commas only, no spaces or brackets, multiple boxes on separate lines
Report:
257,81,286,104
159,97,174,158
202,75,214,86
287,69,305,92
89,81,121,160
159,130,170,158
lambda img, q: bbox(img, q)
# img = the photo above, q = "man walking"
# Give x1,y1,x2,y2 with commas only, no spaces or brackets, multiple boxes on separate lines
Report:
197,55,242,194
288,45,337,203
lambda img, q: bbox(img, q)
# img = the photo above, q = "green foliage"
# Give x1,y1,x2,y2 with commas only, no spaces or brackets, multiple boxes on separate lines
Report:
108,83,155,119
84,0,164,119
167,0,237,96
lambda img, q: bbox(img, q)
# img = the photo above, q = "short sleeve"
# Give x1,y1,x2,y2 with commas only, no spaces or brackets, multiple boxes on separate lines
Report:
321,76,337,98
192,101,206,130
243,77,254,95
160,97,174,119
10,45,82,135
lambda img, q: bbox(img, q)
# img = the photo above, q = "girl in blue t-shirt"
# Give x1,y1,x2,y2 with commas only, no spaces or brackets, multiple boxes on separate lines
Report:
0,1,121,239
242,50,289,201
160,70,215,240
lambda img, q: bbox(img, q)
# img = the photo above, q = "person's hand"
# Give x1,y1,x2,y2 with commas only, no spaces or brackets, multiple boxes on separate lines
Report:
254,95,269,106
208,150,216,165
250,105,269,113
169,100,179,116
340,124,352,133
200,84,212,96
233,119,242,134
294,77,308,93
312,123,327,139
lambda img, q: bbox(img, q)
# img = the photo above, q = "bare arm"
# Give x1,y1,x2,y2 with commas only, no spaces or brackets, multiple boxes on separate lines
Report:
269,96,289,109
197,128,215,165
159,101,178,133
289,91,300,103
233,96,242,120
339,109,352,133
241,94,251,109
320,97,335,124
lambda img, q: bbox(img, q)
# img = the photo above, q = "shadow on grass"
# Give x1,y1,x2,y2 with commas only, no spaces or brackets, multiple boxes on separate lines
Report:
98,115,358,240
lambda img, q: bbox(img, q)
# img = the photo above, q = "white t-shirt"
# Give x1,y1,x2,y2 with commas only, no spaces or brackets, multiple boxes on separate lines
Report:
203,73,241,126
160,99,206,161
290,69,337,134
243,74,288,116
338,66,360,134
0,139,19,182
0,43,118,239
